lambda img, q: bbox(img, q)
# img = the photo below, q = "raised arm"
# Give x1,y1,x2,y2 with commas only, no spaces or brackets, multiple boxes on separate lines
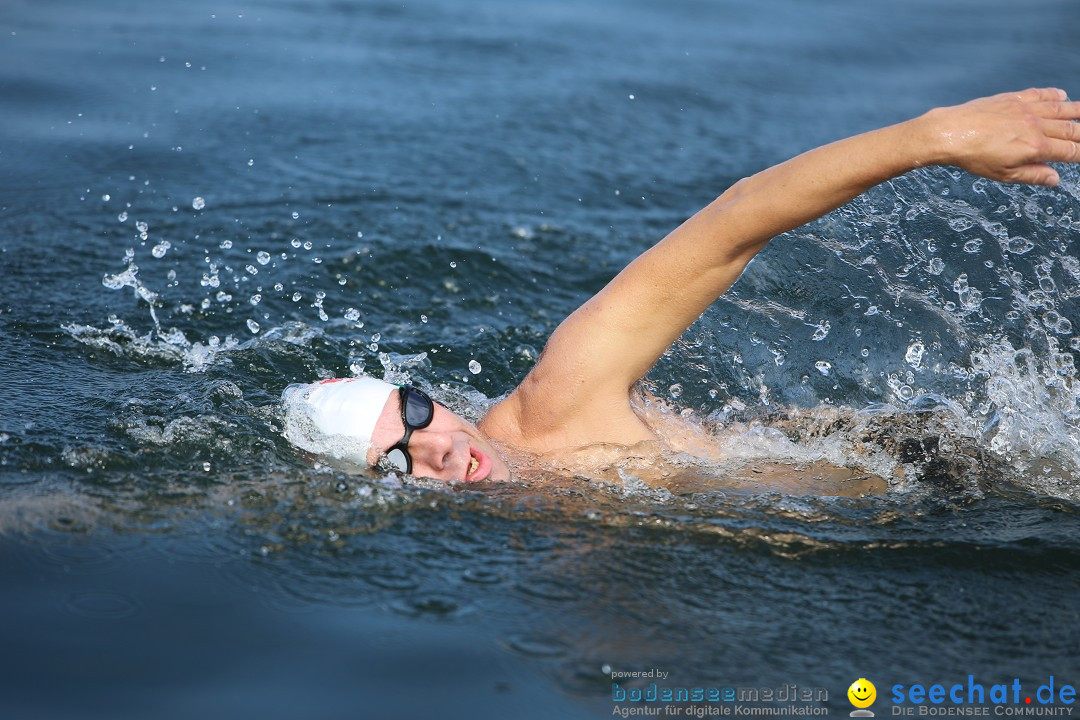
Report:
492,88,1080,449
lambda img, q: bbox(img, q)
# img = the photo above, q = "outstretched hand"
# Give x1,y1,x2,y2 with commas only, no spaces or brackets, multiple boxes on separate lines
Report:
923,87,1080,186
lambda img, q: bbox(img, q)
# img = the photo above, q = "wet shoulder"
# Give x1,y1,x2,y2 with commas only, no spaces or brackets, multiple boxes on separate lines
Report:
480,381,656,455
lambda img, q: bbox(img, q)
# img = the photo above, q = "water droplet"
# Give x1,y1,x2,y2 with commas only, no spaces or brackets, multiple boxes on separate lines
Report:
151,241,171,258
135,220,148,233
246,319,260,333
450,261,458,269
956,284,983,310
291,211,299,220
192,196,205,210
249,294,261,305
468,359,482,374
1006,236,1034,254
219,239,233,249
256,251,271,265
370,332,381,342
117,211,128,222
927,257,944,275
292,292,302,302
815,361,831,375
303,241,312,250
905,341,925,369
420,314,428,323
102,193,111,202
245,264,258,275
344,308,360,322
202,461,211,471
247,158,254,166
290,238,302,248
668,383,683,398
356,231,363,238
628,94,635,100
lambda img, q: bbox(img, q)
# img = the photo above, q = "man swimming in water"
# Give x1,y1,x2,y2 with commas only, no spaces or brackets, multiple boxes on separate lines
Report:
283,88,1080,485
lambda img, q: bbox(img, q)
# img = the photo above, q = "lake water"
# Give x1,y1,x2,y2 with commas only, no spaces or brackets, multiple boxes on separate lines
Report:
2,0,1080,717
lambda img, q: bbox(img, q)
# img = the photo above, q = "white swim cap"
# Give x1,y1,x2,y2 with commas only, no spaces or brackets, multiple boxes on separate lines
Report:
281,376,398,467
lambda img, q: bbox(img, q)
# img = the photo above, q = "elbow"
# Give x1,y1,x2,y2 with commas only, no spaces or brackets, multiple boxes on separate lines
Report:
715,176,751,206
706,178,774,257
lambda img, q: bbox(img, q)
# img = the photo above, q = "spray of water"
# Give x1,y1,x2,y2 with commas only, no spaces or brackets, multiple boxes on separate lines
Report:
648,165,1080,500
64,165,1080,502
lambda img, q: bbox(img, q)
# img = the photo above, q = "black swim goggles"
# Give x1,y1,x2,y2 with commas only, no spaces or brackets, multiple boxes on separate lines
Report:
384,385,434,474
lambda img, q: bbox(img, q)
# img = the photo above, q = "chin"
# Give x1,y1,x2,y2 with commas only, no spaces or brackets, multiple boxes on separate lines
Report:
490,462,512,482
487,444,517,481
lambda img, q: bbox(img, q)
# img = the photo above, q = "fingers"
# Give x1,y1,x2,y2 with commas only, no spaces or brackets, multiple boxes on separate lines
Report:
1007,163,1060,187
1034,119,1080,163
1030,99,1080,120
1041,137,1080,164
1041,118,1080,143
1012,87,1069,103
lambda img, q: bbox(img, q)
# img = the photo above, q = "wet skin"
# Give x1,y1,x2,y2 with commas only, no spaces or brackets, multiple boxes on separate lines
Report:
366,392,512,483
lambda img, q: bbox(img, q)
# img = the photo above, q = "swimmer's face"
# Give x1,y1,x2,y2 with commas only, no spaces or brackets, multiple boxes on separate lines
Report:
368,392,511,483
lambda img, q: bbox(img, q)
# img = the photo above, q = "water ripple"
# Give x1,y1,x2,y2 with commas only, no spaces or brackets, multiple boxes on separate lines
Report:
64,591,140,620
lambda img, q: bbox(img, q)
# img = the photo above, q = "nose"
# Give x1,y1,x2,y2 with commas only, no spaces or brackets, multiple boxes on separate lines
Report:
410,430,465,478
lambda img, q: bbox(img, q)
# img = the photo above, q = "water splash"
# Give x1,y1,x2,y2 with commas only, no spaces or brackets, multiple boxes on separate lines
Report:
67,159,1080,503
652,165,1080,499
101,249,161,332
62,316,240,372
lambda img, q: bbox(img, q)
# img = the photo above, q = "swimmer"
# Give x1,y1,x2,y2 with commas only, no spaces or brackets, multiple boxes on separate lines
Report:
283,88,1080,488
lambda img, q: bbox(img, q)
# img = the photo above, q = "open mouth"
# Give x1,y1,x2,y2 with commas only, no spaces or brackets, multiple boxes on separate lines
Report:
465,448,490,482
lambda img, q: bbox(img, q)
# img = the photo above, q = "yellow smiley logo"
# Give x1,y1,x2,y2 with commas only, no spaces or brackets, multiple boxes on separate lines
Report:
848,678,876,709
